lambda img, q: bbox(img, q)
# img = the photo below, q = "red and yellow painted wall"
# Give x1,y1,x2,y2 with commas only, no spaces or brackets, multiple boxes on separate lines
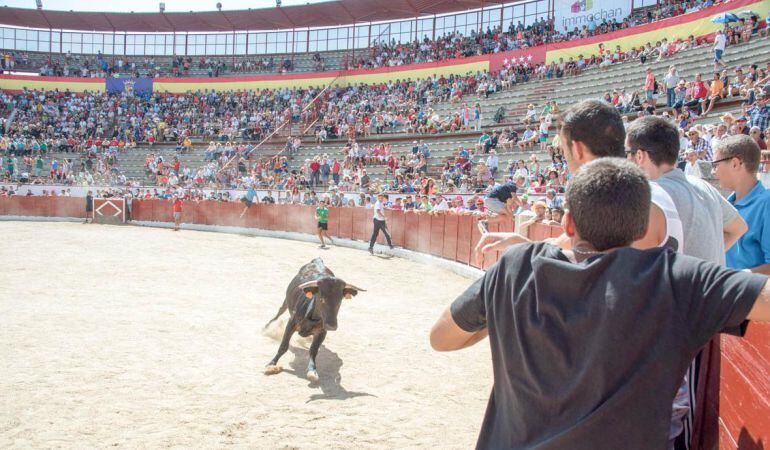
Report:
0,0,767,94
544,0,770,63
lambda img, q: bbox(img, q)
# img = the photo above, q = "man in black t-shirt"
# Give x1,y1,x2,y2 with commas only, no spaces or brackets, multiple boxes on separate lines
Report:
84,191,94,224
430,159,769,450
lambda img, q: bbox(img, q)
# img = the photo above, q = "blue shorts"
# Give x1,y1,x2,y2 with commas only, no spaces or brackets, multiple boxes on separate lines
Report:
714,49,723,61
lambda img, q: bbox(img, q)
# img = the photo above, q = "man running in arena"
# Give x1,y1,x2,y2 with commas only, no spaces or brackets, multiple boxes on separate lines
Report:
239,183,258,218
369,193,394,255
315,198,333,249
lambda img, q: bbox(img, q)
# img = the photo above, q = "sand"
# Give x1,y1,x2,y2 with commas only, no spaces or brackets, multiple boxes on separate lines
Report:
0,221,492,449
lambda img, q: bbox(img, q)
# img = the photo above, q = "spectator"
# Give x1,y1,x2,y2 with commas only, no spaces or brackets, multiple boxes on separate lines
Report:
743,91,770,133
664,65,680,107
685,128,712,161
712,135,770,274
702,72,724,116
644,67,656,101
713,28,727,71
430,157,770,450
683,148,704,178
626,116,749,447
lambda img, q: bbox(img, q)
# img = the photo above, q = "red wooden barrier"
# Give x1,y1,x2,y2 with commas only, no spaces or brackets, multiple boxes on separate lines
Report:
336,207,353,239
717,325,770,448
299,205,318,235
273,204,287,232
31,197,47,217
483,221,500,270
442,214,458,262
386,210,405,248
550,225,564,238
456,214,473,266
186,200,199,225
251,204,267,230
13,196,33,216
417,213,432,254
352,208,368,242
404,212,420,251
469,216,483,269
429,214,445,257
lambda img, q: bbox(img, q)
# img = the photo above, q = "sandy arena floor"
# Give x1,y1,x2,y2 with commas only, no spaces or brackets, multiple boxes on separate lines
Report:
0,221,491,449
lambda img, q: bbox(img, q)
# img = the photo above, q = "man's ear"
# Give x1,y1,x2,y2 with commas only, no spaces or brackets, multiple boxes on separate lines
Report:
563,210,577,238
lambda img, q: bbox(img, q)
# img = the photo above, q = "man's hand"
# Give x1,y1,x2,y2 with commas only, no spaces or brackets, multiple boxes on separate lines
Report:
474,232,530,266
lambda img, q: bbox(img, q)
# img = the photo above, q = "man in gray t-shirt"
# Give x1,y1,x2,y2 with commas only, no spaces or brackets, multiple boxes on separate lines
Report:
626,117,746,264
626,117,747,449
654,168,740,265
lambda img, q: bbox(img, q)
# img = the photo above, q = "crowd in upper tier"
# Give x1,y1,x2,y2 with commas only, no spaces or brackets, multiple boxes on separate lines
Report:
0,0,722,79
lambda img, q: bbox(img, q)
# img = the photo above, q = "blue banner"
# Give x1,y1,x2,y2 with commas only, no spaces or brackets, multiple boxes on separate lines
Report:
105,77,153,96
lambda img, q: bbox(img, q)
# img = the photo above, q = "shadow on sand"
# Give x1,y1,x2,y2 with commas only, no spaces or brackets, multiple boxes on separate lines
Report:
285,345,375,403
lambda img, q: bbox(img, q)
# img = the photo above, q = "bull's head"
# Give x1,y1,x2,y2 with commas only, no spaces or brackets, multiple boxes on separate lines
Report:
297,278,364,331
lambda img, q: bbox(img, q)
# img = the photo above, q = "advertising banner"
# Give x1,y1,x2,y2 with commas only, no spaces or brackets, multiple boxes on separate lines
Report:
105,77,154,96
554,0,633,34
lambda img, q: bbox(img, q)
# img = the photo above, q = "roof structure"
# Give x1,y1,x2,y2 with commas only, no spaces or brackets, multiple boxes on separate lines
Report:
0,1,514,32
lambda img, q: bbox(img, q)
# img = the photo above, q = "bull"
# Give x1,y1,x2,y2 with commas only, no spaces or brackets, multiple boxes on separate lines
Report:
263,258,364,382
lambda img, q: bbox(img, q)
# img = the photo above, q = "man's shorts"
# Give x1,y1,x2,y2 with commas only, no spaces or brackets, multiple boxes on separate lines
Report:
173,212,181,220
241,197,253,208
317,222,328,230
714,49,723,61
484,197,506,214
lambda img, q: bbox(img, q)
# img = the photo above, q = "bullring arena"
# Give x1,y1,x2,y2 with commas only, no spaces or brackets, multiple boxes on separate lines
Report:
0,220,490,449
2,0,770,447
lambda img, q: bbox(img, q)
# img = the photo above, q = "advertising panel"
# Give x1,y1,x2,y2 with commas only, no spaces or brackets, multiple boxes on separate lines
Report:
554,0,633,34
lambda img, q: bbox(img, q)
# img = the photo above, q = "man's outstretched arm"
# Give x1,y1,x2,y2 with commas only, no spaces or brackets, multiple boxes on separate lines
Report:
430,307,488,352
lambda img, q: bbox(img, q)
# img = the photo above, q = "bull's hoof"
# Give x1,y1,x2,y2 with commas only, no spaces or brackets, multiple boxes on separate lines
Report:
306,370,319,382
264,364,282,375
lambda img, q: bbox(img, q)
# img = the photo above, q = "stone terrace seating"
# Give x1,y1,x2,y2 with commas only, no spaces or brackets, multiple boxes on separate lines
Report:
430,36,770,127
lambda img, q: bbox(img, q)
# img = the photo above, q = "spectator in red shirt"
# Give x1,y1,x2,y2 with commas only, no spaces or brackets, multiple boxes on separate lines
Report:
172,194,182,231
644,67,656,100
309,157,321,187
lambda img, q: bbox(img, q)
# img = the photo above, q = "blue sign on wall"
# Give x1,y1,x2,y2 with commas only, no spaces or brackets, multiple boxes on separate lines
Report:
105,77,153,96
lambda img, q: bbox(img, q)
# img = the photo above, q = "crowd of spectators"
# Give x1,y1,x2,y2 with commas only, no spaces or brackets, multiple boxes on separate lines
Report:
0,0,724,80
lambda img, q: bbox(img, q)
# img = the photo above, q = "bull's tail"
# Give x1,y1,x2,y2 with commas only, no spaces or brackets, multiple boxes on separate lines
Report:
264,300,288,329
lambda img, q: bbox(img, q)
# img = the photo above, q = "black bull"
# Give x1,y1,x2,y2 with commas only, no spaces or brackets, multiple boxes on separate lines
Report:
264,258,364,381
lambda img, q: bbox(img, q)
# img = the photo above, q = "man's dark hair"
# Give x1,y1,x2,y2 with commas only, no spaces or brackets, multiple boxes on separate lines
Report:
713,134,761,173
559,100,625,158
625,116,680,166
566,158,650,251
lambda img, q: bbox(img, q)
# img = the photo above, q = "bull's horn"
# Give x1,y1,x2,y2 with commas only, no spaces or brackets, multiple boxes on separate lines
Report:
344,283,366,292
297,280,319,290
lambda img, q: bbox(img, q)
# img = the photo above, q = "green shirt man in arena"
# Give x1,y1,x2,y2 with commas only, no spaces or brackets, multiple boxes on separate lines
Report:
315,199,333,249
